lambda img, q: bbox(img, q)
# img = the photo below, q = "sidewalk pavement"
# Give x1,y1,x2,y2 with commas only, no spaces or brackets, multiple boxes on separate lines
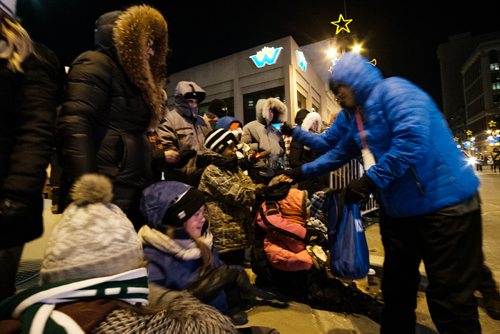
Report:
244,172,500,333
17,172,500,333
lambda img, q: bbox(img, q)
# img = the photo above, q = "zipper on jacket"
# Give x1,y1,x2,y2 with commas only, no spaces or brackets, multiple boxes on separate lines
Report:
409,166,425,195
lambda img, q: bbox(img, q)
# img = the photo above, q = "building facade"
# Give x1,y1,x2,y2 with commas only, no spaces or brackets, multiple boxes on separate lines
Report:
461,40,500,153
437,31,500,154
165,36,340,126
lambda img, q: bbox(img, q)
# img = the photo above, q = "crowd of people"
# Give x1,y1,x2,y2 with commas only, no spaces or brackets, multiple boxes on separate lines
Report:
1,1,499,333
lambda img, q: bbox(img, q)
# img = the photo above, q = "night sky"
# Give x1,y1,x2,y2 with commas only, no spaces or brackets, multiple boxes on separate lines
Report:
15,0,500,106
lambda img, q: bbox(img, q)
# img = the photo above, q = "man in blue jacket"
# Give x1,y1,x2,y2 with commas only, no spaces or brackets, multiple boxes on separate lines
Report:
283,52,484,333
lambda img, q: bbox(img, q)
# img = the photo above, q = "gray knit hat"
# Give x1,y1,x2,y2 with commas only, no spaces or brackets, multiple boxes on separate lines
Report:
40,174,144,284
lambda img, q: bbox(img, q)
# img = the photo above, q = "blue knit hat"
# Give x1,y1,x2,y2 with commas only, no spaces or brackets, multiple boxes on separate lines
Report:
140,181,206,230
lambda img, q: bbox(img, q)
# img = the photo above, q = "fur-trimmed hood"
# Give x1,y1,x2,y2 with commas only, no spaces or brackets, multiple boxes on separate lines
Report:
255,97,287,125
301,111,322,133
95,5,168,127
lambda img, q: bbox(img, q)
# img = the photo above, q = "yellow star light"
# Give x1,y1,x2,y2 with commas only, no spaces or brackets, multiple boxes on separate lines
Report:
330,14,353,34
488,120,497,128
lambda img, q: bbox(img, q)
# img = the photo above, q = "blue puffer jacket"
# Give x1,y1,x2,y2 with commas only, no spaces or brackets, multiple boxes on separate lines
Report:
301,52,479,217
291,109,352,154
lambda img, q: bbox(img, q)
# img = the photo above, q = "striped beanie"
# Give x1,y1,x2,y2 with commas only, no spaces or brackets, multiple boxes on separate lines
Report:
205,128,238,154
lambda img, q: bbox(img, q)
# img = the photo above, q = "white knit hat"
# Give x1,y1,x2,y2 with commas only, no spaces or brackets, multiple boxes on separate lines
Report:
40,174,144,284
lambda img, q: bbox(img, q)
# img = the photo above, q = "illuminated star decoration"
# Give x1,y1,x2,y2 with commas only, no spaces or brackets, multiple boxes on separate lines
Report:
489,120,497,128
330,14,353,34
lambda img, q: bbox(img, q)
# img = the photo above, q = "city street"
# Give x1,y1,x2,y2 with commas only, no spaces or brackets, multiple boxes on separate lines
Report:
244,171,500,333
18,171,500,333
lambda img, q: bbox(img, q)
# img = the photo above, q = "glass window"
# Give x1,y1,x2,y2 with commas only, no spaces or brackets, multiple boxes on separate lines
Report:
297,91,306,110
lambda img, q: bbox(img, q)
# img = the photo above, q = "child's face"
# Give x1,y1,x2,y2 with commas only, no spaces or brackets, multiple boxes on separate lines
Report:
184,205,206,238
221,143,237,158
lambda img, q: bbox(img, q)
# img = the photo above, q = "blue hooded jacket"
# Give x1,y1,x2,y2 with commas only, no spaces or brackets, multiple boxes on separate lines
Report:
301,52,479,217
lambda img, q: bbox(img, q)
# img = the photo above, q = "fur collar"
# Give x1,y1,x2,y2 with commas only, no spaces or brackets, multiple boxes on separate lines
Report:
113,5,168,127
256,97,287,124
301,111,322,132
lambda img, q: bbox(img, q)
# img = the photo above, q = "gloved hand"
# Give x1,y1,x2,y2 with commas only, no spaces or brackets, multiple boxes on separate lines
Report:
255,182,291,202
280,123,294,136
306,244,330,273
248,150,270,164
188,265,255,303
345,174,376,204
278,167,304,184
305,226,328,246
172,149,196,168
0,198,34,231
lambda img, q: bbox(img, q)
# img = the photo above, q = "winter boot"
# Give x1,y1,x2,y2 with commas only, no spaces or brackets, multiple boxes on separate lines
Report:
477,264,500,320
228,309,248,326
482,289,500,320
343,282,384,324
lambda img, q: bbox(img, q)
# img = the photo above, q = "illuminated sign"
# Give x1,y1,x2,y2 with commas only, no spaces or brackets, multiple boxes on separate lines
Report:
250,46,283,68
296,50,307,72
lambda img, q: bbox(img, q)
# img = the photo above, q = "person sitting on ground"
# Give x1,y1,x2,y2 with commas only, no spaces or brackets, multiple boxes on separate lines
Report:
0,174,237,333
197,128,291,266
253,187,383,324
138,180,258,326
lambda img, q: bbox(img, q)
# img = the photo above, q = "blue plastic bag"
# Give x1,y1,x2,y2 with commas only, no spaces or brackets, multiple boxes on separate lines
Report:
328,194,370,279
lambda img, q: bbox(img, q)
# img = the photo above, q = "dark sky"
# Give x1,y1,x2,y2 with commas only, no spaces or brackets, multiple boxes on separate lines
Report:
17,0,500,105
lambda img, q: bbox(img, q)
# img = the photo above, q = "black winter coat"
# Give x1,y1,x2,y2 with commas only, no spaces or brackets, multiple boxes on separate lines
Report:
0,43,63,249
57,51,153,227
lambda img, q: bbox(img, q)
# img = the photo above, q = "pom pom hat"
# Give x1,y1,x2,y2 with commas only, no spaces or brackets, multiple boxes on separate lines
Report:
140,180,206,230
40,174,144,284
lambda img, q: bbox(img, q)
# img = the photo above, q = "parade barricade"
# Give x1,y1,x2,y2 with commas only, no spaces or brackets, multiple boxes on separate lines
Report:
329,159,379,215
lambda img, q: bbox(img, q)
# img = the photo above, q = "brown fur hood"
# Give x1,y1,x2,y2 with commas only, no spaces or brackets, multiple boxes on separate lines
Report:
113,5,168,127
256,97,288,124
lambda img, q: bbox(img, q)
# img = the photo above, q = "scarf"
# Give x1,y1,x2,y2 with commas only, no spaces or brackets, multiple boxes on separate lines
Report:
139,225,214,260
0,268,148,334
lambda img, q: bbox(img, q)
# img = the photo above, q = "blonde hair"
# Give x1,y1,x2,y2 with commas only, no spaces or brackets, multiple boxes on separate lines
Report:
0,14,33,72
194,237,213,277
165,225,214,277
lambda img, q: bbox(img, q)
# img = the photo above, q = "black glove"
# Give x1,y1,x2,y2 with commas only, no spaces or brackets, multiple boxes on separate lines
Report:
0,198,31,220
255,182,291,202
0,198,36,247
173,149,196,168
305,226,328,247
278,167,305,184
280,123,294,136
188,265,254,303
345,174,376,204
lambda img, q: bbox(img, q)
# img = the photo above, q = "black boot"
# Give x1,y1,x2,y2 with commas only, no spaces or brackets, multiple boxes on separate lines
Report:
478,264,500,320
342,282,384,324
228,309,248,326
481,289,500,320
